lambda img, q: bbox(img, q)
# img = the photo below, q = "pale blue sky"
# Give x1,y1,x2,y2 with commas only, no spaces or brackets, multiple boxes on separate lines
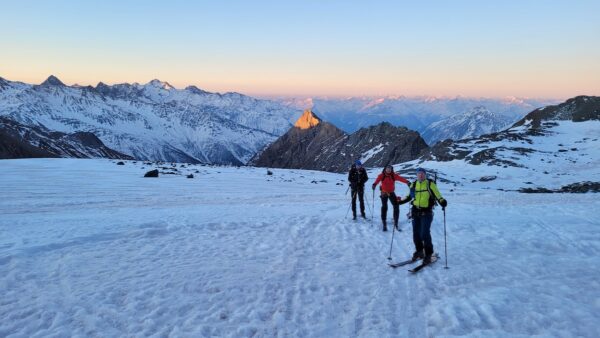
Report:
1,0,599,98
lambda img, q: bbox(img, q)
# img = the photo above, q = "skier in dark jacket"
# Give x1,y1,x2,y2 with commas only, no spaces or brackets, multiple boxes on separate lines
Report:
348,160,369,220
398,168,447,263
372,165,410,231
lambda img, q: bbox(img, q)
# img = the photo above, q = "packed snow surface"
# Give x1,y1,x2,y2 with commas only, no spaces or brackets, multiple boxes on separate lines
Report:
1,159,598,337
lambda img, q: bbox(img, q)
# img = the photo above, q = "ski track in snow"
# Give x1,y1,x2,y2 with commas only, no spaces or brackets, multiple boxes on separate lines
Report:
0,159,599,337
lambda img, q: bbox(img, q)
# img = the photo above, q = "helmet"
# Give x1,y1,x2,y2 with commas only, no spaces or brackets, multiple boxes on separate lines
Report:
355,160,362,166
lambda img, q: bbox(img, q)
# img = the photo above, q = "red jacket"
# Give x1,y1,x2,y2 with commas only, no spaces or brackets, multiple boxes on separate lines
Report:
373,172,409,193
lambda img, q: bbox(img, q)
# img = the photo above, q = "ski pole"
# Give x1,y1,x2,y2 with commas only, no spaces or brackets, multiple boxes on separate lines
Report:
387,222,396,260
345,190,357,219
443,207,449,269
371,189,375,225
363,188,372,223
387,205,396,261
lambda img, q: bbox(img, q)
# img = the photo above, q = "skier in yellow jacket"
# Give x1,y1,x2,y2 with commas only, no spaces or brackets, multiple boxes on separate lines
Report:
398,168,447,264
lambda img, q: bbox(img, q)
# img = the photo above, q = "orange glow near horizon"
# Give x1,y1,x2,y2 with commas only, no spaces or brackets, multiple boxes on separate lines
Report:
1,67,596,101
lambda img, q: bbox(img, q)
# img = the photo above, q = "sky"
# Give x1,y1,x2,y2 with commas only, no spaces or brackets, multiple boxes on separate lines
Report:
1,0,599,99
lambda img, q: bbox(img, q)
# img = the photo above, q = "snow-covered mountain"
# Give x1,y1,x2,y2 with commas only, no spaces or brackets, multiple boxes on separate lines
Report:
420,106,515,145
0,75,300,165
279,95,559,136
0,116,132,160
394,96,600,192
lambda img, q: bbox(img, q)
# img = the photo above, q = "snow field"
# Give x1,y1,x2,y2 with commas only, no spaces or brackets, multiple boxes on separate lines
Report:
0,159,598,337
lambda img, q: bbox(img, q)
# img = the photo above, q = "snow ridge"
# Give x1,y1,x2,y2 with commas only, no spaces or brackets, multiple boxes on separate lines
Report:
0,76,300,165
421,106,515,145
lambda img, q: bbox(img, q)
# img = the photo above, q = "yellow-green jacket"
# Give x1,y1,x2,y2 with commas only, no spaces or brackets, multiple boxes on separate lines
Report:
404,179,445,210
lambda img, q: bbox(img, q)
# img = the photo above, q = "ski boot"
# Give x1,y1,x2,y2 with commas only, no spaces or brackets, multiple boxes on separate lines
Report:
412,250,425,261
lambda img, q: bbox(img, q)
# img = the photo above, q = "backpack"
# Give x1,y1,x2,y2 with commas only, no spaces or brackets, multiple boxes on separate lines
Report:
410,173,438,210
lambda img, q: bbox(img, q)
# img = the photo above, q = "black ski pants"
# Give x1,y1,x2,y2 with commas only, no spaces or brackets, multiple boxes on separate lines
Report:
412,210,434,256
380,192,399,226
351,185,365,216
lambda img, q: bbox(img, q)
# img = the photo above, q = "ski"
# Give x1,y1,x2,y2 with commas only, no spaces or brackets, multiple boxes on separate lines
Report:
408,254,439,273
388,257,421,268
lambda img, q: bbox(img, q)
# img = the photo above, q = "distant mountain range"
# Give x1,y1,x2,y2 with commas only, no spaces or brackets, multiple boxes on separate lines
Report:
420,106,515,145
0,75,299,164
1,74,575,168
280,96,559,145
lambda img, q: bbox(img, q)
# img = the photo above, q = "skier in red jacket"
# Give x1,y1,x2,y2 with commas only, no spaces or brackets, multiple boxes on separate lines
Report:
372,165,410,231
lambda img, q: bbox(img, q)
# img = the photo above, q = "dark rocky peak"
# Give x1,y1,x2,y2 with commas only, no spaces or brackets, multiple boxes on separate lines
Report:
361,121,408,134
41,75,66,87
251,116,427,173
350,122,416,147
294,109,322,129
512,96,600,128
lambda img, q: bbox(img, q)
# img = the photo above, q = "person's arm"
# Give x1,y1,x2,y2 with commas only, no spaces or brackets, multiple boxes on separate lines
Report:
430,182,447,207
372,174,381,189
394,173,410,185
397,181,414,205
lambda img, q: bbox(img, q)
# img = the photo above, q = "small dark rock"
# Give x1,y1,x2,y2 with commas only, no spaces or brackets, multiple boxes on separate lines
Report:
267,170,273,175
479,175,497,182
144,169,159,178
116,161,125,165
187,174,194,179
519,187,554,193
559,181,600,193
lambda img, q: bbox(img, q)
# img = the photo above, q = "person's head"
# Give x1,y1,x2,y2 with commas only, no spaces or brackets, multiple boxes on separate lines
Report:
416,168,426,181
355,160,362,168
384,165,393,174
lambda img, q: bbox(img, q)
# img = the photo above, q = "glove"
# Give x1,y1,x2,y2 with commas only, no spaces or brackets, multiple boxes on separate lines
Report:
406,181,411,187
439,198,447,208
397,197,410,205
371,183,376,190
